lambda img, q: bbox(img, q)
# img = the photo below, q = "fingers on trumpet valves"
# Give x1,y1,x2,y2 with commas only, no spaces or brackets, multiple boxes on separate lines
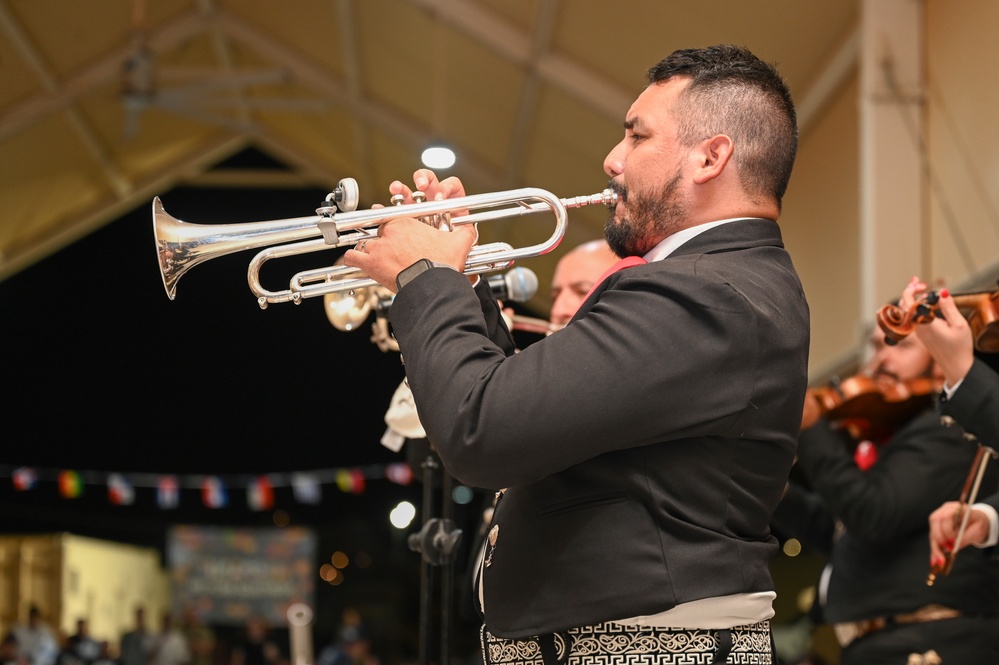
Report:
389,189,451,230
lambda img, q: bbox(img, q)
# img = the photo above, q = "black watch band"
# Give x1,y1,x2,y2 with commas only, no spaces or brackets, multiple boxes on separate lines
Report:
396,258,452,291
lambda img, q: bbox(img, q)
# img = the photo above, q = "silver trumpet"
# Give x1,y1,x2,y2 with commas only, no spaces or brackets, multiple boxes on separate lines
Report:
153,177,617,308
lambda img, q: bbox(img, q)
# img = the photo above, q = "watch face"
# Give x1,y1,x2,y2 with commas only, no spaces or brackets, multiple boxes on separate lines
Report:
396,258,434,291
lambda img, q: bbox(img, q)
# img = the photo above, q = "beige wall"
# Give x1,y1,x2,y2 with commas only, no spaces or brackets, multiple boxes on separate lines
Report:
60,534,170,645
779,0,999,384
0,534,169,650
925,0,999,287
782,76,862,382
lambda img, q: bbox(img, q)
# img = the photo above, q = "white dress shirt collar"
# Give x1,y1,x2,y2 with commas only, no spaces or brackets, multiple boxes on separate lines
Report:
643,217,752,262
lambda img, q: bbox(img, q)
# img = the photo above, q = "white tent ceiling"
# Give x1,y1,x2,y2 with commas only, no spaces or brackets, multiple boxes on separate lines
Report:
0,0,859,310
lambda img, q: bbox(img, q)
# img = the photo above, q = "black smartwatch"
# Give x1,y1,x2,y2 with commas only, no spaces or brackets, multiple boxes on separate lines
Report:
396,259,453,291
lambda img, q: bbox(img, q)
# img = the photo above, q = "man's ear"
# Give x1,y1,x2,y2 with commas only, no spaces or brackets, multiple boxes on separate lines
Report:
692,134,734,185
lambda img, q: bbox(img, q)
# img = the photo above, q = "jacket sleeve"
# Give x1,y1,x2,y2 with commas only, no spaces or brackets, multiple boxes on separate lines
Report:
389,265,765,489
941,358,999,448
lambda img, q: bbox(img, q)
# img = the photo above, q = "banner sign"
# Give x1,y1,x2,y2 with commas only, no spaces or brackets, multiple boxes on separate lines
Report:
168,525,316,625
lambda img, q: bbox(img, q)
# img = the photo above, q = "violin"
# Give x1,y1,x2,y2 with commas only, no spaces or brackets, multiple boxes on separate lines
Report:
801,374,937,443
876,285,999,352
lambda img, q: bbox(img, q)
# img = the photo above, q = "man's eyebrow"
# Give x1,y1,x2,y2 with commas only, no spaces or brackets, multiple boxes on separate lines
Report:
624,116,648,132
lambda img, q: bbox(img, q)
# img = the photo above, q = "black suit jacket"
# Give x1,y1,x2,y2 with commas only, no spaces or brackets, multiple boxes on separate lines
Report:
941,358,999,449
389,219,810,637
942,358,999,515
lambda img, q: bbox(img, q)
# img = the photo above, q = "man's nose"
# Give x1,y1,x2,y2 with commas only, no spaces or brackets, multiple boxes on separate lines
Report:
604,141,624,177
869,349,892,377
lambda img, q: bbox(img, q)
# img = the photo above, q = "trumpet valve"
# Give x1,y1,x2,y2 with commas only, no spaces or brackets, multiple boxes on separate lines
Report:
388,190,452,230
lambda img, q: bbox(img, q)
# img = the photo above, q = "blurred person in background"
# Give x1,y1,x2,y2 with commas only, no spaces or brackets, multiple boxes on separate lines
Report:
119,608,154,665
149,613,189,665
11,606,58,665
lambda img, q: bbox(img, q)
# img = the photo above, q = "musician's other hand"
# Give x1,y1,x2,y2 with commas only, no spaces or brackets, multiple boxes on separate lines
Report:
899,275,929,311
928,500,989,570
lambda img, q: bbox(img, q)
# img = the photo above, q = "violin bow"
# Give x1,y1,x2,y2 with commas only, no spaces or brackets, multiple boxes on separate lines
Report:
927,439,997,585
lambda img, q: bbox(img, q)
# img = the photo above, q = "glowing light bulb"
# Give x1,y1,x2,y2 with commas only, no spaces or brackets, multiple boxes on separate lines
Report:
421,146,456,169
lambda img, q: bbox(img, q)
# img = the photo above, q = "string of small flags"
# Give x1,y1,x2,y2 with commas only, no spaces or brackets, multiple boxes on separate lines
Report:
0,462,415,511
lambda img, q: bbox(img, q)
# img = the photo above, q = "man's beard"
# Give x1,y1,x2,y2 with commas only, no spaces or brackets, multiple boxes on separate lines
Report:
604,169,686,258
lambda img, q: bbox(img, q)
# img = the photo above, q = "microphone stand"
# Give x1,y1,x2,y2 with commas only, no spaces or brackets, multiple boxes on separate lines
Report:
407,446,463,665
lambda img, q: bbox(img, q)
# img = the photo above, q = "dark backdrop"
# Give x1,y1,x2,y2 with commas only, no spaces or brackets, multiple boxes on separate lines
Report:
0,159,526,663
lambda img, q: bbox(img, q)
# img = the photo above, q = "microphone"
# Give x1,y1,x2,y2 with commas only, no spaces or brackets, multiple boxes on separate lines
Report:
487,267,539,303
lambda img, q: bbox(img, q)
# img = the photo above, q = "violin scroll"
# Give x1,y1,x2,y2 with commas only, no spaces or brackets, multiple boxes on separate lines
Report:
876,286,999,353
876,293,940,346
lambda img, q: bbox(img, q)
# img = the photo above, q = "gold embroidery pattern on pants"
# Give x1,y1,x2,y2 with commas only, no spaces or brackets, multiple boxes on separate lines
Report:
482,620,772,664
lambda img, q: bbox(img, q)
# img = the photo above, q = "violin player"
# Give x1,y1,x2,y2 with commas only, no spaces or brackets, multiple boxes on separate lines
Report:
892,277,999,584
771,299,999,664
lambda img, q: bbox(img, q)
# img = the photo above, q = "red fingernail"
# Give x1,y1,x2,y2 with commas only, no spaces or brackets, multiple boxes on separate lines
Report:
940,289,949,298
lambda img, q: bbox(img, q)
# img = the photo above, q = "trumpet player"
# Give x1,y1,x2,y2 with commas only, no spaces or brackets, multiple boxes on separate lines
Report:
346,44,808,665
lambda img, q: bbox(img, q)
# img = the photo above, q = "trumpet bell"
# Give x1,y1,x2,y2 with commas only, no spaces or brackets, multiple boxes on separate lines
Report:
152,198,186,301
153,178,360,301
153,196,321,300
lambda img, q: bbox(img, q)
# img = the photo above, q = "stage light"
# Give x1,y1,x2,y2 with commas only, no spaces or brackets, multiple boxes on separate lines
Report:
390,500,417,529
421,145,455,169
451,485,474,505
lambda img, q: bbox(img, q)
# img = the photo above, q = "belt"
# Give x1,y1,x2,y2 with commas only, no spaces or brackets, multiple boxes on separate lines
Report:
481,619,772,665
833,604,963,648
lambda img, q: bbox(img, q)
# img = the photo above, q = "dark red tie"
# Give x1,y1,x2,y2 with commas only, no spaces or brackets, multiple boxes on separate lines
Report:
584,256,647,301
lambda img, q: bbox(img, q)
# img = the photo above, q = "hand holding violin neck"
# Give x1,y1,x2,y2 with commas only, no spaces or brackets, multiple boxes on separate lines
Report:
877,291,941,346
877,285,999,352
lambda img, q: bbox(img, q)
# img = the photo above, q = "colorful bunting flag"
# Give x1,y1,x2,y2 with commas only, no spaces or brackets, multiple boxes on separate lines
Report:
292,472,322,505
336,468,366,495
201,476,227,508
385,463,413,486
157,475,179,509
247,476,274,511
58,470,83,498
12,467,37,491
107,473,135,506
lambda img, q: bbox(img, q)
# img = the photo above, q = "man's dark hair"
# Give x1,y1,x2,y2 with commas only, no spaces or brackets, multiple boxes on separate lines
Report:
647,44,798,210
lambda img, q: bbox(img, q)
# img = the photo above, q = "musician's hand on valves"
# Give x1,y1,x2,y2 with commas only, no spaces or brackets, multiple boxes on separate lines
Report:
392,168,466,204
343,209,477,294
901,275,975,387
345,169,479,292
928,500,990,570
